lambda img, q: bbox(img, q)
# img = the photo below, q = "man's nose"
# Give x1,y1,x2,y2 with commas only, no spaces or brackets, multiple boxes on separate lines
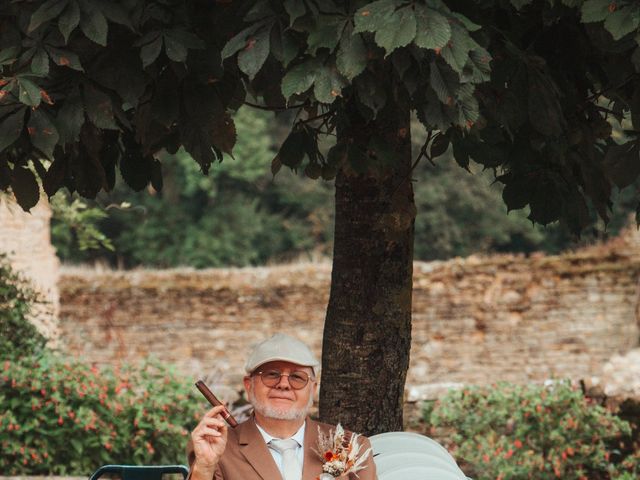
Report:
275,373,292,389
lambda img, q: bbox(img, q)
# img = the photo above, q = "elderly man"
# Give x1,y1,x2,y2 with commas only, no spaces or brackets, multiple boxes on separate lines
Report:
188,333,377,480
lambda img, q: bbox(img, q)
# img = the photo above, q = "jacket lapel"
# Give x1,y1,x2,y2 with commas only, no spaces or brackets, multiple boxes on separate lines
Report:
302,418,324,480
237,419,284,480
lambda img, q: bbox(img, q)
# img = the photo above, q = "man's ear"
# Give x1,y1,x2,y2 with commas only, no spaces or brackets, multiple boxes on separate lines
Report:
243,375,252,394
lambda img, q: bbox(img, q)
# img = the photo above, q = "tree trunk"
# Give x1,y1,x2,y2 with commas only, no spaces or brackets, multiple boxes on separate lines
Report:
319,101,415,436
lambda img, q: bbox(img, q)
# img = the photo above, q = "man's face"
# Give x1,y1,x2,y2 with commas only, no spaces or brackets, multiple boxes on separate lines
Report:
243,360,317,421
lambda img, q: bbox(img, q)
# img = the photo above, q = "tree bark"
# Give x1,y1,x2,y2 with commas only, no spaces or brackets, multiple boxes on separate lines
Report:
319,101,415,436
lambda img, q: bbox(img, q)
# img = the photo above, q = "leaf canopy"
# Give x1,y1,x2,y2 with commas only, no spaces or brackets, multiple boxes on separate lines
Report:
0,0,639,234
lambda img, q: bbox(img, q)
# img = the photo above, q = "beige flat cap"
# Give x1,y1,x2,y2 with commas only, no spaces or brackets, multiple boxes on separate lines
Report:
244,333,320,373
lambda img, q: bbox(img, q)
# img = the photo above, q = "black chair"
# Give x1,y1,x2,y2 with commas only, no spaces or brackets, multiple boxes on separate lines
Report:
88,465,189,480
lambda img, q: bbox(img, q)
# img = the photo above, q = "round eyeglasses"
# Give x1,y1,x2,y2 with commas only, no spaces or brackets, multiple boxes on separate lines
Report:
255,370,312,390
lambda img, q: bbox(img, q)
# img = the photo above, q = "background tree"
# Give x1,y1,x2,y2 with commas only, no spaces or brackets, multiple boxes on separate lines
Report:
1,0,640,435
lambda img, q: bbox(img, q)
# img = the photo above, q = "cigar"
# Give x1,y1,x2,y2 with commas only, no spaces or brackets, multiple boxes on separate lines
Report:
195,380,239,428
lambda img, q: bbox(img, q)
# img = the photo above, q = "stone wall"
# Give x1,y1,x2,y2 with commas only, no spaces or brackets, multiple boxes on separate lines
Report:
0,195,59,344
58,229,640,399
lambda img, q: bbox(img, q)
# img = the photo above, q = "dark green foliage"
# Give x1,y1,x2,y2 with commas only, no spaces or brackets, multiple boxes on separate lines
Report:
423,382,638,479
0,254,46,358
0,353,203,474
52,108,335,267
1,0,639,235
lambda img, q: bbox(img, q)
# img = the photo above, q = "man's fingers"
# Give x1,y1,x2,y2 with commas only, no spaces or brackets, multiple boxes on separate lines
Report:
202,417,226,429
204,405,228,418
199,426,223,438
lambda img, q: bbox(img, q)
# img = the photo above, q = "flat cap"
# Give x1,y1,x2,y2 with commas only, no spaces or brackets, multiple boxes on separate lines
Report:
244,333,320,374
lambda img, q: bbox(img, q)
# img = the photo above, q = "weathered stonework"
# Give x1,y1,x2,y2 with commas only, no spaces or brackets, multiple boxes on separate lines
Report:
0,195,59,345
57,229,640,400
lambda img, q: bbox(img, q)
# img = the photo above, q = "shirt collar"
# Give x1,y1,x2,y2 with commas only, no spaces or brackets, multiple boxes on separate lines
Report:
255,419,306,447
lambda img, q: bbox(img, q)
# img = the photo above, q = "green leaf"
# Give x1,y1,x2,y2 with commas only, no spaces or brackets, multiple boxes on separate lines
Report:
221,24,262,59
70,438,83,454
354,0,395,34
244,0,274,22
140,33,162,68
46,46,84,71
210,113,236,155
28,0,69,33
28,109,59,159
528,177,562,225
604,8,640,40
581,0,611,23
271,28,299,67
163,31,188,63
79,0,108,46
59,0,81,43
57,90,84,144
31,49,49,76
120,150,155,191
440,23,475,73
603,141,640,188
0,108,26,152
414,5,451,50
336,28,367,80
83,84,117,130
276,129,307,169
374,6,417,55
17,78,42,107
11,167,40,212
501,175,530,211
510,0,534,9
281,59,320,99
430,61,457,105
461,47,492,83
150,158,163,192
237,27,271,80
314,65,346,103
307,17,345,55
451,131,471,170
168,29,205,50
354,72,387,117
284,0,306,26
430,132,450,158
527,70,564,137
450,12,482,32
43,157,66,197
96,0,133,30
0,47,19,66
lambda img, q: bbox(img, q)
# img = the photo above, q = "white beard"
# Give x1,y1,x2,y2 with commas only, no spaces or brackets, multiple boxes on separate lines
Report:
248,380,314,421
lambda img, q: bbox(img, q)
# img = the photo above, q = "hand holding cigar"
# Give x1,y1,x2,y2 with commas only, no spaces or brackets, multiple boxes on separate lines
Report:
195,380,239,428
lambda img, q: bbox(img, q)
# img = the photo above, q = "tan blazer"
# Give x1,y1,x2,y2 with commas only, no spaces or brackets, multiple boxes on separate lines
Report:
187,417,377,480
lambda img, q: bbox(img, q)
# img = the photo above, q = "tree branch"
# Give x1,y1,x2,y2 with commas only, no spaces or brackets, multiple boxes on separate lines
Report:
244,101,307,111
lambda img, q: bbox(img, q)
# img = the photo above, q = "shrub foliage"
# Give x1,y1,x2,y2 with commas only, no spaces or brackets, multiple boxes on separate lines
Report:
0,253,46,358
423,382,637,479
0,353,203,474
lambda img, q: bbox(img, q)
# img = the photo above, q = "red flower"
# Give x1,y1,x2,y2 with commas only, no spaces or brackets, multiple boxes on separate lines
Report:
504,449,514,459
324,451,334,461
57,416,63,426
514,439,523,449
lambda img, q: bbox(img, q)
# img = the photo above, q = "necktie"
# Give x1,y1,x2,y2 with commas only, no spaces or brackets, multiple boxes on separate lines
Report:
269,438,302,480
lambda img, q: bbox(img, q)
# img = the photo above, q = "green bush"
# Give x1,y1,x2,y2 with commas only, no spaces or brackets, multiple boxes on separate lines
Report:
0,352,204,474
423,381,637,479
0,254,46,358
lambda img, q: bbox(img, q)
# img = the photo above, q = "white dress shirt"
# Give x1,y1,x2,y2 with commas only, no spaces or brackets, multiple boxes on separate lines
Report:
255,420,306,477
